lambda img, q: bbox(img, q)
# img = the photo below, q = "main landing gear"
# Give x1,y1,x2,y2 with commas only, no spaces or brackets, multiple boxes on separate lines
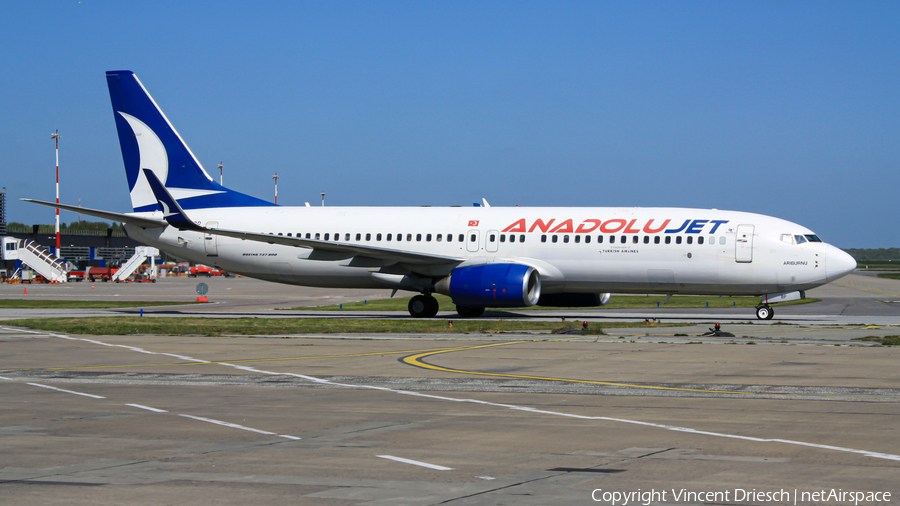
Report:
756,304,775,320
408,294,439,318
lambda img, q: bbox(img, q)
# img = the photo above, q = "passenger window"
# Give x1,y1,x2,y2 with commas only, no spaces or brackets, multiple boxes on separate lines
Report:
564,235,570,243
508,234,514,243
306,233,312,239
632,236,638,244
585,236,591,244
469,234,475,242
574,235,580,243
541,235,547,243
654,236,660,244
488,234,494,242
519,234,525,242
446,234,452,242
552,235,558,243
459,234,464,242
687,236,693,244
676,236,682,244
355,233,361,241
324,233,329,240
417,234,423,241
408,234,413,241
643,236,649,244
665,236,671,244
376,233,382,241
437,234,442,242
365,233,371,241
426,234,432,242
620,235,627,244
315,233,320,240
698,236,704,245
597,236,603,244
343,233,348,241
500,234,506,243
287,233,292,237
386,233,392,241
719,236,726,245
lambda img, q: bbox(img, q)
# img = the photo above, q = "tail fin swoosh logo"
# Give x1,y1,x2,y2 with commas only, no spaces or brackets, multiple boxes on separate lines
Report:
118,112,169,211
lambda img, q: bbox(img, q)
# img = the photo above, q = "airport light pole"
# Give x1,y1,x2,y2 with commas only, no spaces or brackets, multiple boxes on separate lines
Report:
321,191,325,207
218,162,223,185
51,130,60,251
272,173,279,204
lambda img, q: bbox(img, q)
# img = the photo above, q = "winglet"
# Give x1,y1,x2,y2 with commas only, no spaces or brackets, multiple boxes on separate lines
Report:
143,169,204,231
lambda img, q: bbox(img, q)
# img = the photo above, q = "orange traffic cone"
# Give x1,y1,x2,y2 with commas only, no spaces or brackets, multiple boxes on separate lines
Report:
24,287,27,295
91,283,95,289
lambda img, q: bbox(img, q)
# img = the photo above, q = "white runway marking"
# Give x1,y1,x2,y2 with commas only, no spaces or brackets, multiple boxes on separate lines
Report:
377,455,453,471
25,382,105,399
126,403,168,413
178,414,300,440
10,327,900,463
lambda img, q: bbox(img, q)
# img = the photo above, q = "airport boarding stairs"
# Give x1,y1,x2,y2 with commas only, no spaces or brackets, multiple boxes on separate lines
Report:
1,238,68,283
112,246,159,282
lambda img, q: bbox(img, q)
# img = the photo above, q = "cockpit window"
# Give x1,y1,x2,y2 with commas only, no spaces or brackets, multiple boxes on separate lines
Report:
794,235,807,244
805,235,822,243
781,234,794,244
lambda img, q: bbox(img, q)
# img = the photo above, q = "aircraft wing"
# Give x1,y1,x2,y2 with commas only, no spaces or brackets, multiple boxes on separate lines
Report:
141,169,463,268
22,198,168,229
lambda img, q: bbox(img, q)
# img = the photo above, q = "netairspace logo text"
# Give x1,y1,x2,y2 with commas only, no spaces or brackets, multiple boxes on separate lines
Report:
591,488,892,505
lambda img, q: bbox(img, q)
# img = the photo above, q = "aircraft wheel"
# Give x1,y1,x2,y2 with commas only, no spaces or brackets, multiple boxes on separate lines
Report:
756,305,773,320
456,305,485,317
409,295,437,318
423,295,440,317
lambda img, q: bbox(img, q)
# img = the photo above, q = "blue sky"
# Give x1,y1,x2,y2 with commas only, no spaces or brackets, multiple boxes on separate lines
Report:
1,1,897,248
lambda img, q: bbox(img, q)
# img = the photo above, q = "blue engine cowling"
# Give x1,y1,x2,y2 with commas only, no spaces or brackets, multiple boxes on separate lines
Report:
435,263,541,308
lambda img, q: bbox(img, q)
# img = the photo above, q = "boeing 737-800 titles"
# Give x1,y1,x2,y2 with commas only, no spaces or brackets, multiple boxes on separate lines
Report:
26,71,857,319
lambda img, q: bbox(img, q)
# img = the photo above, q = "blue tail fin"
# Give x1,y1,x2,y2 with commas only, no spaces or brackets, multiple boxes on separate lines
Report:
106,71,275,212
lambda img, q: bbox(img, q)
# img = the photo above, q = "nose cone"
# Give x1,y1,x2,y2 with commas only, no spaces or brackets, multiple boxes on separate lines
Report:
826,246,857,282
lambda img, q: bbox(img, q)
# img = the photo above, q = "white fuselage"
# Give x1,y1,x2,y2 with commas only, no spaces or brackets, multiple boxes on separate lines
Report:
125,205,856,297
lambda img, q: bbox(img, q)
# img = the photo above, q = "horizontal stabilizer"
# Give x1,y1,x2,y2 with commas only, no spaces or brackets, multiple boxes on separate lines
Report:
21,198,167,229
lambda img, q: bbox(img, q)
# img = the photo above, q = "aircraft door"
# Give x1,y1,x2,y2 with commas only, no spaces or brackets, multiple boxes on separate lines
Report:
466,230,480,253
204,222,219,256
486,230,499,253
735,224,754,263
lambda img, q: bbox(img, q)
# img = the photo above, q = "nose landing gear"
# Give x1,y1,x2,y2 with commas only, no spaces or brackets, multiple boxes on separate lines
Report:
756,304,774,320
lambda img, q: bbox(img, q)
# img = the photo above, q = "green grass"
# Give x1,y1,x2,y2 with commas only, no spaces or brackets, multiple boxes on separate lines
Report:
284,294,819,311
854,336,900,346
0,300,198,309
876,273,900,281
1,317,690,336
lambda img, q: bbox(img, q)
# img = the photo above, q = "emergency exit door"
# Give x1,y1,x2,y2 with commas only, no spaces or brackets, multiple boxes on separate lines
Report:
204,221,219,256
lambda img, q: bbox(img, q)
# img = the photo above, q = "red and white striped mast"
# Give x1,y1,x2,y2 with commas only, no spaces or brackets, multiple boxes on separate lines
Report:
50,130,60,251
272,172,279,204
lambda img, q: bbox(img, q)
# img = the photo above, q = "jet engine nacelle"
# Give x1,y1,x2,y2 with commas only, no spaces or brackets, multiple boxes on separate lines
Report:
434,263,541,308
537,292,611,307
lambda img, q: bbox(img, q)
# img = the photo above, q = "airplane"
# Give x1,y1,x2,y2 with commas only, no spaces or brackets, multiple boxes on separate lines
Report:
25,70,857,320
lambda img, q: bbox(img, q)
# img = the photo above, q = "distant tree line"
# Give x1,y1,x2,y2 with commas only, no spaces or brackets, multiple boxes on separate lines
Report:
6,220,124,233
844,248,900,262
